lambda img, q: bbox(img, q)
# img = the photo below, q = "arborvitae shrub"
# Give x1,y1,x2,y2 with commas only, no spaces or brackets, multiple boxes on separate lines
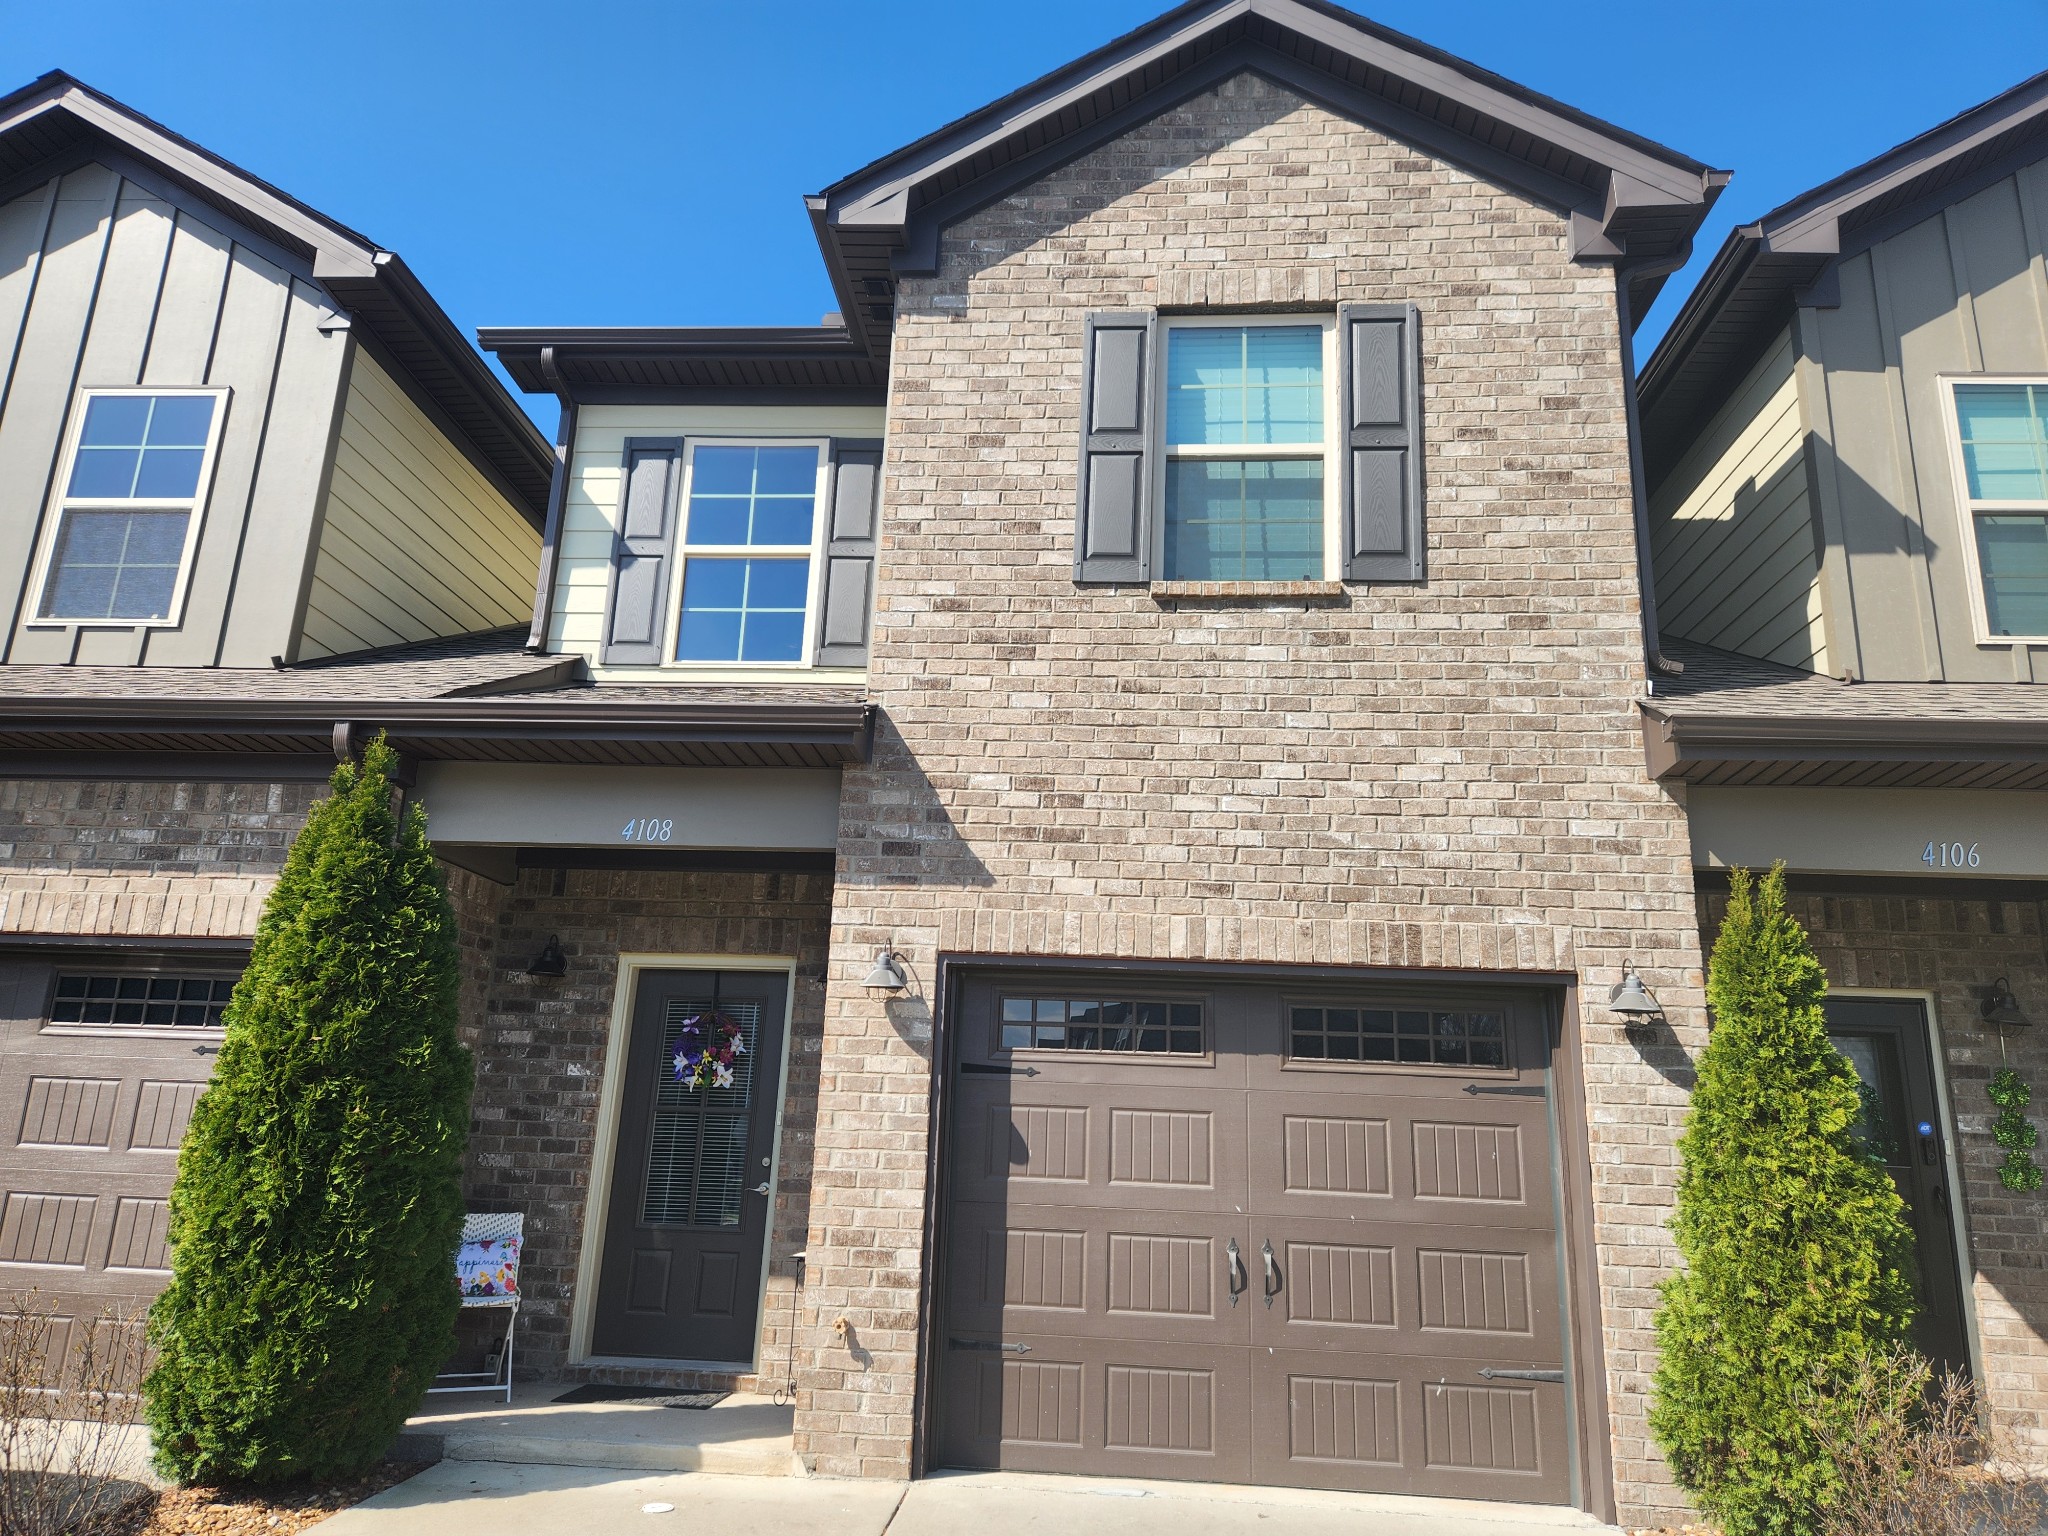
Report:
1649,864,1917,1536
145,739,472,1483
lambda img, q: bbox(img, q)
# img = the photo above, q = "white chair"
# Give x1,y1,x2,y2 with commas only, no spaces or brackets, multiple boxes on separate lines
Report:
429,1212,522,1402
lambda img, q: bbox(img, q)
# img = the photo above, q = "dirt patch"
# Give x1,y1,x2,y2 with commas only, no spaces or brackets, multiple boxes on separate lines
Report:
102,1462,430,1536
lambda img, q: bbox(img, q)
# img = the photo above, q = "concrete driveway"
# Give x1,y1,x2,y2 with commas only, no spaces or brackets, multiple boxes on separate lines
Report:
321,1461,1620,1536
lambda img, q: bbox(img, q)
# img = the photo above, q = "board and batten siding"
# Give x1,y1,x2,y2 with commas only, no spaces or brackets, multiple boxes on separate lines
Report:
0,163,349,667
552,405,886,681
1800,153,2048,683
298,349,539,658
1648,329,1829,671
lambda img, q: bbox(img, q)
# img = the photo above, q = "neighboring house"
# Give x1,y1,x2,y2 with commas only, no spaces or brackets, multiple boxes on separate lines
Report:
5,6,2040,1533
1638,73,2048,1467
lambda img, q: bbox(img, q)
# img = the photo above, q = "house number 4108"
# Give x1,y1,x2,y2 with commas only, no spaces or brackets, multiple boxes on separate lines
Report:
1922,840,1980,869
621,818,675,843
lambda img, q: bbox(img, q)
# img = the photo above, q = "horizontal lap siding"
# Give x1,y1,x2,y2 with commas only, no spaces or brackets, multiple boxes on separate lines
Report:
552,406,884,681
0,164,348,669
299,351,539,657
1648,330,1828,671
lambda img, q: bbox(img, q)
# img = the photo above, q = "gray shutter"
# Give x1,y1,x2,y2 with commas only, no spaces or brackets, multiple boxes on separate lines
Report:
600,437,683,665
1074,311,1155,582
1337,302,1425,582
814,439,882,668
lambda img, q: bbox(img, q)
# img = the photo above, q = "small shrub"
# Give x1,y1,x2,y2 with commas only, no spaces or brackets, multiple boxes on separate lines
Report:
144,737,473,1483
1811,1348,2048,1536
0,1294,147,1536
1650,865,1919,1536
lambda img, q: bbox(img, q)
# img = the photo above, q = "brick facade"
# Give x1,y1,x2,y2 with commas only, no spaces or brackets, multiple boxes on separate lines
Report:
453,865,833,1383
796,73,1712,1520
0,778,318,938
1700,887,2048,1467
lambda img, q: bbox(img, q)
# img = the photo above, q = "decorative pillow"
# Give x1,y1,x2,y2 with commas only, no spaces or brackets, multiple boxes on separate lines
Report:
455,1236,520,1298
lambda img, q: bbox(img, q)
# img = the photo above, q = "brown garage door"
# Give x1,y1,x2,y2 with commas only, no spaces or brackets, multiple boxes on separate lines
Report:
0,953,232,1377
939,971,1569,1503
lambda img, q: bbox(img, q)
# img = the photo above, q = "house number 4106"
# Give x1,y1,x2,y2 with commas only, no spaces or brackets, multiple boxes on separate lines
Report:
621,818,675,843
1922,840,1980,869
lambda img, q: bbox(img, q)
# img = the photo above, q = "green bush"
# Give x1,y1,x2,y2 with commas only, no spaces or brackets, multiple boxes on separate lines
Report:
1650,864,1917,1536
145,738,472,1483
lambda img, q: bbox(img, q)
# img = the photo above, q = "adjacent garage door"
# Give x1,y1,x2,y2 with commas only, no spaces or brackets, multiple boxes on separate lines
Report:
0,953,232,1377
939,971,1570,1503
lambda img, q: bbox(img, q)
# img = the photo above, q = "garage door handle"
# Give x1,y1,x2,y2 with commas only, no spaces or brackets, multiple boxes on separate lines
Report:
1260,1239,1281,1308
1225,1238,1247,1307
1478,1368,1565,1383
949,1338,1031,1355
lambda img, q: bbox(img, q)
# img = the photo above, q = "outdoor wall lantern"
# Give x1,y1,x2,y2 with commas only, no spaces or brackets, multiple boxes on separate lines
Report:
1607,962,1663,1019
524,935,567,979
1981,976,2032,1029
862,949,908,991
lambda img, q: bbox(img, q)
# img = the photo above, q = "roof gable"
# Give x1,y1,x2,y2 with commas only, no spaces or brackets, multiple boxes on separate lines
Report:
0,71,554,523
1639,68,2048,484
808,0,1726,354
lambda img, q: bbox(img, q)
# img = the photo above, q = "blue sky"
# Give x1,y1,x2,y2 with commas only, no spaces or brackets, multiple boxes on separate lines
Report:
9,1,2048,420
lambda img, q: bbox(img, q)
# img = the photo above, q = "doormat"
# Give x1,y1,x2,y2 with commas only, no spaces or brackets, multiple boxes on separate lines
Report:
552,1385,731,1410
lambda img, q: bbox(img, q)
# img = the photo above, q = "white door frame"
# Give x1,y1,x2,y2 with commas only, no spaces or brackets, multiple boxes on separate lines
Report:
568,951,798,1370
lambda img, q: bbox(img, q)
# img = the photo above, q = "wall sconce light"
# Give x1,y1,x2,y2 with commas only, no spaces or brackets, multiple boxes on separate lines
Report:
1608,962,1663,1019
1981,976,2031,1029
862,948,908,991
525,935,567,979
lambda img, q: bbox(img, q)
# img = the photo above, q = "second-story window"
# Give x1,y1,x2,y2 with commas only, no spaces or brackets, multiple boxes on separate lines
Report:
671,442,824,664
34,389,227,625
1161,319,1334,580
1952,381,2048,640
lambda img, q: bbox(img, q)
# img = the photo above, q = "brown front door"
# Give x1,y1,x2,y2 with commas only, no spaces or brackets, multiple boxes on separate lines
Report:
939,972,1569,1503
593,968,787,1364
1825,997,1972,1382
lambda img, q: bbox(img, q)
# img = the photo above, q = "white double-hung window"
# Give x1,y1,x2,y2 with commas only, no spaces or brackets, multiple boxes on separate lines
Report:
1159,318,1337,580
1949,380,2048,641
668,440,826,664
33,388,227,625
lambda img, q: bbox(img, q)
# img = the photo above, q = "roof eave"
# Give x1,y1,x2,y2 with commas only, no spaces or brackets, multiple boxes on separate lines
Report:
1641,704,2048,790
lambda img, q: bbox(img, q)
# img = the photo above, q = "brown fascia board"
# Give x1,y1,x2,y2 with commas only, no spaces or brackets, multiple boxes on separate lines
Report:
1638,66,2048,474
1640,704,2048,780
809,0,1724,353
0,694,874,756
477,326,880,397
0,72,552,522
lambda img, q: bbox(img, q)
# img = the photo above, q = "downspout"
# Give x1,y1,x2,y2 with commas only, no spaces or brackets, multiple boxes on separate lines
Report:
1613,247,1694,680
525,345,577,654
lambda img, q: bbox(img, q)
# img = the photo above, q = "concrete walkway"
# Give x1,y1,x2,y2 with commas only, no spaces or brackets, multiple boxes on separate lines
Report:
322,1461,1621,1536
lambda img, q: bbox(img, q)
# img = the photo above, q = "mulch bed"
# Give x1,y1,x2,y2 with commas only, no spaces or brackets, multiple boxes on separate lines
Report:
101,1462,430,1536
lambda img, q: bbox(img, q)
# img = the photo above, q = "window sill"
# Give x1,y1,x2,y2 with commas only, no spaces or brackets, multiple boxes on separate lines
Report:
1149,580,1347,602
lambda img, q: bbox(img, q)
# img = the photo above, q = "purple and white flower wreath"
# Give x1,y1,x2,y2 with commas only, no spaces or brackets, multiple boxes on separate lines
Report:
673,1011,747,1091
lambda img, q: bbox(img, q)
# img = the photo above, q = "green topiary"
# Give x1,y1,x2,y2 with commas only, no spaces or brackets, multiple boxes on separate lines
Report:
1988,1068,2042,1193
1650,864,1918,1536
145,737,472,1484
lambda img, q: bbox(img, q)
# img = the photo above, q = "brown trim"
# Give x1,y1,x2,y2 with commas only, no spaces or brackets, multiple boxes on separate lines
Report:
1643,704,2048,788
0,695,876,769
0,750,336,782
1549,979,1617,1523
512,848,834,874
0,934,252,956
1696,869,2048,901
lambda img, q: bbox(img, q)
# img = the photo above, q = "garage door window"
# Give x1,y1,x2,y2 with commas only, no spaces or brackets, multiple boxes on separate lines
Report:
48,974,236,1032
999,996,1204,1055
1288,1004,1506,1067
